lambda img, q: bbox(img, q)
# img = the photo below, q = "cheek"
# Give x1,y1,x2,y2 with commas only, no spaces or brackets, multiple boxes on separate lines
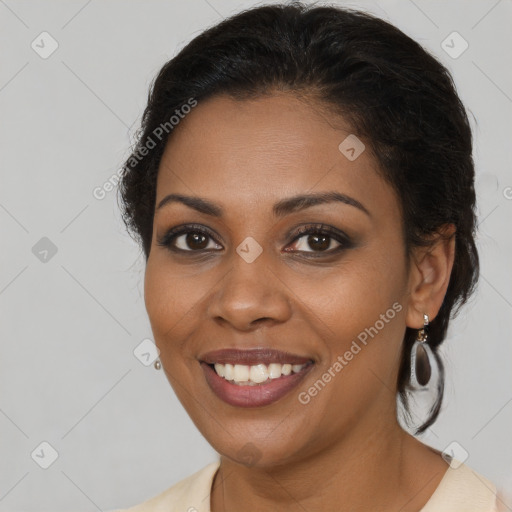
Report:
143,256,207,352
292,261,407,419
143,258,210,412
301,255,406,339
293,251,408,404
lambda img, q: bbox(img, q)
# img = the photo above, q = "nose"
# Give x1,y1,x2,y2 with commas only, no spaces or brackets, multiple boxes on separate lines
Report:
207,251,292,331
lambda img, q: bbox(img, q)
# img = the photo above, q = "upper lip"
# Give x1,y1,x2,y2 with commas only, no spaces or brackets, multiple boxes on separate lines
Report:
199,348,313,366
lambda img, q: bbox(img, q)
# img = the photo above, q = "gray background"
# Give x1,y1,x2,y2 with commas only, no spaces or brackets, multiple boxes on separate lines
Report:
1,0,511,510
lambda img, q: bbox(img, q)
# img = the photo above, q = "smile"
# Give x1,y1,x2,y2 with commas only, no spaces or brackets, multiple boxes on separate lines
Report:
213,362,309,385
199,348,314,407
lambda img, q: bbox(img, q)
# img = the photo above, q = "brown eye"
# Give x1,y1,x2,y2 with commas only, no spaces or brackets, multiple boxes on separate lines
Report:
184,233,209,250
157,225,223,253
284,224,353,256
173,231,221,251
292,233,341,253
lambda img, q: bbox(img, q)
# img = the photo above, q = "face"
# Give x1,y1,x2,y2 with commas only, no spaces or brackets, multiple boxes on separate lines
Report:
144,92,412,467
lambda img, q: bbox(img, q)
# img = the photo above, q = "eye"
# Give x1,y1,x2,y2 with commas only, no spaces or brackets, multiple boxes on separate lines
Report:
157,224,223,252
157,223,352,256
286,224,351,254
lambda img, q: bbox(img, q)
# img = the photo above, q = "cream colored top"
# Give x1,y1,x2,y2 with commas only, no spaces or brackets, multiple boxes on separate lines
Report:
112,459,498,512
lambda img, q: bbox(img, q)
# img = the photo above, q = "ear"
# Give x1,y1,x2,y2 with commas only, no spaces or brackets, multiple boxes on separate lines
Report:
405,224,456,329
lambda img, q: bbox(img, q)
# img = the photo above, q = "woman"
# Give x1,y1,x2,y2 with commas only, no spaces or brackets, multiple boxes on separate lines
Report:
113,3,499,510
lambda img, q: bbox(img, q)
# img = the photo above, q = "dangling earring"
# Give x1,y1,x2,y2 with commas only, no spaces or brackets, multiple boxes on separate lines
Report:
409,314,433,390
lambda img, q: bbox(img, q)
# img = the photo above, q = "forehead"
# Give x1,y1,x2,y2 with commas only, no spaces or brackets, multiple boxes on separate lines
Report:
155,93,395,217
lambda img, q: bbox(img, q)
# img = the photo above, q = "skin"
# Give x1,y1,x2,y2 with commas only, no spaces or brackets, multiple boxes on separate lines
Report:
144,92,456,511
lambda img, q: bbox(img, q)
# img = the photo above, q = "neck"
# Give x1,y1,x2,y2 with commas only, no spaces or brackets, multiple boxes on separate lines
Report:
211,412,417,512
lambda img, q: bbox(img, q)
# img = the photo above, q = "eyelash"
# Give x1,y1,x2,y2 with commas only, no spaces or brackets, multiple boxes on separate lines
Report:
156,223,353,257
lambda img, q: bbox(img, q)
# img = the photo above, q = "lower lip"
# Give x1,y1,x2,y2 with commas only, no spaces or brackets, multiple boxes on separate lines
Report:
201,362,314,408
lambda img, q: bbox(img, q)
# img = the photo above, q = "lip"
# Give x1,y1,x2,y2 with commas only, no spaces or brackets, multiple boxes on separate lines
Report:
199,348,314,408
199,348,313,366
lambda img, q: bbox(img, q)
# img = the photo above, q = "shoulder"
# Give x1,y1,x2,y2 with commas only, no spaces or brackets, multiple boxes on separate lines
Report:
421,460,498,512
109,461,220,512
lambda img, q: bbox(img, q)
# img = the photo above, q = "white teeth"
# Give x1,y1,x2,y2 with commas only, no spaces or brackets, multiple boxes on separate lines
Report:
249,364,269,383
224,363,234,380
233,364,249,383
214,363,225,378
268,363,282,379
281,364,292,376
212,362,308,384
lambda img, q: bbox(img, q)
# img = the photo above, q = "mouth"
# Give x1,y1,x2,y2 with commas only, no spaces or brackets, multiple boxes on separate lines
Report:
199,348,315,407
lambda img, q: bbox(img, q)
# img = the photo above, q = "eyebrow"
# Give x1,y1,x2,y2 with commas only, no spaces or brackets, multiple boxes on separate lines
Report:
156,191,370,218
